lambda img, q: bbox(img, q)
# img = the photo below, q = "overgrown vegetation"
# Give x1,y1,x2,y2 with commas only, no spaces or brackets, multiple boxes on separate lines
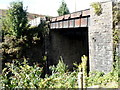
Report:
2,20,47,61
113,2,120,55
88,2,119,88
86,60,119,88
1,1,49,67
0,55,119,88
0,1,119,89
91,2,102,15
2,1,29,38
0,58,78,88
76,55,119,88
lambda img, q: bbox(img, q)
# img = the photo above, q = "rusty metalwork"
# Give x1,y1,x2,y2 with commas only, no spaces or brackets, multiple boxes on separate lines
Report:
50,9,90,29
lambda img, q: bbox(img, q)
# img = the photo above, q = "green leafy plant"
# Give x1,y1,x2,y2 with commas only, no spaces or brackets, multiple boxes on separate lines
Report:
113,2,120,54
86,55,119,88
2,15,48,66
0,58,79,88
49,57,68,74
0,59,43,88
86,70,118,88
91,2,102,15
2,1,29,38
44,57,78,88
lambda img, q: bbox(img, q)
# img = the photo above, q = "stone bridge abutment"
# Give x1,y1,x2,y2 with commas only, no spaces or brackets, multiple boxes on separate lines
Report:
49,1,119,73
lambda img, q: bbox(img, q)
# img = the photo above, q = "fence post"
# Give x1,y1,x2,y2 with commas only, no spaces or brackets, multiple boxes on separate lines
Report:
78,72,83,90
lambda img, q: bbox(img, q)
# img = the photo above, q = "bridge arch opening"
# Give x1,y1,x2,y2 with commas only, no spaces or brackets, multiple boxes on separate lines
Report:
48,27,89,71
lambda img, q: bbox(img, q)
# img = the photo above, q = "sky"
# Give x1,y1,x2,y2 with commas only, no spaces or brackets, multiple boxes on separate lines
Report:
0,0,113,16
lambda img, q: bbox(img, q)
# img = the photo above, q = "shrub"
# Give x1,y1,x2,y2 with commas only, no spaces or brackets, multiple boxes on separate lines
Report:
86,56,119,88
0,58,78,88
38,57,78,88
2,1,29,38
0,55,119,88
0,59,43,88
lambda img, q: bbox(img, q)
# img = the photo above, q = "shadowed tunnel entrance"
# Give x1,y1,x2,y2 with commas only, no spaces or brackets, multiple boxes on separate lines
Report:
48,27,89,70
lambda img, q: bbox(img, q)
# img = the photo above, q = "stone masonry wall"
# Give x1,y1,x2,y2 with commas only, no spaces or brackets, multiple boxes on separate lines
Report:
89,1,113,73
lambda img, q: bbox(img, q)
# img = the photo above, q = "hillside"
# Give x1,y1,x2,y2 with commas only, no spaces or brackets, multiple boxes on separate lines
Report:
0,9,45,21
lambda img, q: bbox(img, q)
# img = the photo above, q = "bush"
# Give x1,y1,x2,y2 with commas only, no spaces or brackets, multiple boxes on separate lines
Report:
40,58,78,88
1,20,48,68
0,58,78,88
86,56,119,88
0,56,119,88
86,71,119,88
0,59,43,88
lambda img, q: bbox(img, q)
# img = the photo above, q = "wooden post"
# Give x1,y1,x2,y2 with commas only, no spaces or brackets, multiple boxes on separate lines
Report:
78,72,83,90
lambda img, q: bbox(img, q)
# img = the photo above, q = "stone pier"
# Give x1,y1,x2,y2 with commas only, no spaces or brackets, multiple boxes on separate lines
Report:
89,1,113,73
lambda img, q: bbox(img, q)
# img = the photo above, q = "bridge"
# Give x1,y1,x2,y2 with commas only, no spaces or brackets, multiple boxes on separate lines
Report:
48,1,115,73
50,9,90,29
48,9,90,71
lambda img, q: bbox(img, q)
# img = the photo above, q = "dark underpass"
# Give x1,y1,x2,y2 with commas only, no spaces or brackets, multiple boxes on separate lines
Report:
48,27,89,70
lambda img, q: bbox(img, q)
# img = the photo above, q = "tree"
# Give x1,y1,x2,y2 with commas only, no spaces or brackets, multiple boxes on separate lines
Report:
2,1,29,38
57,0,70,16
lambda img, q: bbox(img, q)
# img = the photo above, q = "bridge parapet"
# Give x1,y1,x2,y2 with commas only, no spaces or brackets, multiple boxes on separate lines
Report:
50,9,90,29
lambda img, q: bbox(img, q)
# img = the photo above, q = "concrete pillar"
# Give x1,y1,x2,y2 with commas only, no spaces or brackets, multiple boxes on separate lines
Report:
89,1,113,73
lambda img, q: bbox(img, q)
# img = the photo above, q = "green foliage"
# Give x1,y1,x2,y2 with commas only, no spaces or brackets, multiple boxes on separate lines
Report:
1,1,49,70
49,57,68,74
113,55,120,78
86,56,119,88
74,55,88,88
57,0,70,16
91,2,102,15
40,60,78,88
86,71,104,87
2,20,48,62
0,59,43,88
113,2,120,48
113,28,120,46
113,3,120,27
0,58,78,88
2,1,29,38
81,55,87,88
81,55,87,76
86,71,118,88
0,55,119,88
41,57,78,88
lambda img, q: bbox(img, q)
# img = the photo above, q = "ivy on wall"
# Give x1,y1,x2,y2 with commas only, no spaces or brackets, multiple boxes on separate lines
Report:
91,2,102,15
113,2,120,47
112,2,120,76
